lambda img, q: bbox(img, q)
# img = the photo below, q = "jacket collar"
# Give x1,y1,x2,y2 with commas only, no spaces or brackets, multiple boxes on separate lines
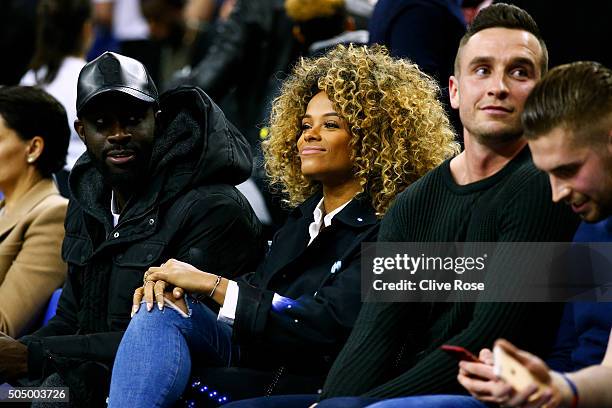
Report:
334,193,378,228
295,191,324,220
294,191,377,228
0,178,61,237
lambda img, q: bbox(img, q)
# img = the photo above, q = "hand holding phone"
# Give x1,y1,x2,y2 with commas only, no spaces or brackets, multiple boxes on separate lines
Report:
493,344,545,396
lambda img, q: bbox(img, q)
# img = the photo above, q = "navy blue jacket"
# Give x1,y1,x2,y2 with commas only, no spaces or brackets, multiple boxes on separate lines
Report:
547,219,612,372
369,0,465,83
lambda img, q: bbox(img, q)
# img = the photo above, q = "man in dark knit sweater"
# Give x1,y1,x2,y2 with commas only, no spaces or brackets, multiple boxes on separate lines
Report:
221,4,579,408
453,62,612,408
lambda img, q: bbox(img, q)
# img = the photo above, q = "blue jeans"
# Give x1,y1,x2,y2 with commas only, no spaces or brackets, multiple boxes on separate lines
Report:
225,395,485,408
108,297,237,408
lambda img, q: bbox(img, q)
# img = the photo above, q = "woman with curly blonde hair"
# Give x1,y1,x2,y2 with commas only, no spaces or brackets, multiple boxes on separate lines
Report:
266,43,457,216
108,44,457,407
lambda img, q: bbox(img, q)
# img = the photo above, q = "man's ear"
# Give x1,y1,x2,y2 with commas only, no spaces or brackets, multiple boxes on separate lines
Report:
74,119,86,143
449,76,460,110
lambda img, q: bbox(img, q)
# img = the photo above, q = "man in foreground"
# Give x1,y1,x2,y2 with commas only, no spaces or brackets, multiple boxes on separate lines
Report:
0,52,263,405
459,61,612,408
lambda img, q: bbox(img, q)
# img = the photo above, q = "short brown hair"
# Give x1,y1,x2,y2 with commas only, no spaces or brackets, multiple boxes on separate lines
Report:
522,61,612,142
453,3,548,76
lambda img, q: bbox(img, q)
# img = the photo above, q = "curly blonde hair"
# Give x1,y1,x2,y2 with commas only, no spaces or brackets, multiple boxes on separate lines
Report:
265,44,459,216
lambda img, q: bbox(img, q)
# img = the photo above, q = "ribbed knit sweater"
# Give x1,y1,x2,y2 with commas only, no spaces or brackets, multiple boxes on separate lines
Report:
321,147,580,399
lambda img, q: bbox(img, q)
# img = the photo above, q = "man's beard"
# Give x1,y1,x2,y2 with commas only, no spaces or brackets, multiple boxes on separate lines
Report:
89,153,151,193
470,125,523,146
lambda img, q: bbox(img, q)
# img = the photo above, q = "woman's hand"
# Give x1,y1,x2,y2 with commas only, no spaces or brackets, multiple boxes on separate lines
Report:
146,259,229,305
131,281,186,316
145,259,212,293
132,259,228,316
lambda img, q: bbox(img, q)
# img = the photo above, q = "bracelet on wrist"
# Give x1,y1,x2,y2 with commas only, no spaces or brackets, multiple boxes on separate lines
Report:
560,372,579,408
208,275,222,298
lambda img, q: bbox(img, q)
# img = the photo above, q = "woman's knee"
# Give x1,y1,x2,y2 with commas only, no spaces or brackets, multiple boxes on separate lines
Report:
128,301,188,332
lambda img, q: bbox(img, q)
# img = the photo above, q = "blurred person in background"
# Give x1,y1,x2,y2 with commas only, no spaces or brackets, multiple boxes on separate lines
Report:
20,0,93,196
495,0,612,70
181,0,228,53
0,86,69,338
165,0,294,149
165,0,297,237
368,0,468,140
284,0,368,57
344,0,377,29
0,0,38,86
92,0,161,81
368,0,465,85
140,0,215,85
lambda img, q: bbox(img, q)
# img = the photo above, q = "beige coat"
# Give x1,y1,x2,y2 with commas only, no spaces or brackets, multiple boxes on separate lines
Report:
0,179,68,337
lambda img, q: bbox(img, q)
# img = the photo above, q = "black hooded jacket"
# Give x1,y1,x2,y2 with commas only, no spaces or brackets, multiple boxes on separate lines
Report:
20,87,265,383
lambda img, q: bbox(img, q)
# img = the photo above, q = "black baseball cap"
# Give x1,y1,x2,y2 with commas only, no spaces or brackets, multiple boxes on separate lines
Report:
76,52,158,116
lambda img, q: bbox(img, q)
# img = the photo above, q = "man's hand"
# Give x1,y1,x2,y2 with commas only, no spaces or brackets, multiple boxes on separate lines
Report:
492,339,573,408
0,333,28,382
457,347,514,404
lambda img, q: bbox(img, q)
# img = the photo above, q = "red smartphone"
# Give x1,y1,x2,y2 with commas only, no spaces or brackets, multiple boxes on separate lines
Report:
440,344,481,362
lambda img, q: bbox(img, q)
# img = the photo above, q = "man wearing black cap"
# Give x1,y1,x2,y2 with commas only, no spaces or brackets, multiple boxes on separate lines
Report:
0,52,264,404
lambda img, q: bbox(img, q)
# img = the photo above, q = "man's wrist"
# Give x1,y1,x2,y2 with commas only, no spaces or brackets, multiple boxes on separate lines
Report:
551,371,577,408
